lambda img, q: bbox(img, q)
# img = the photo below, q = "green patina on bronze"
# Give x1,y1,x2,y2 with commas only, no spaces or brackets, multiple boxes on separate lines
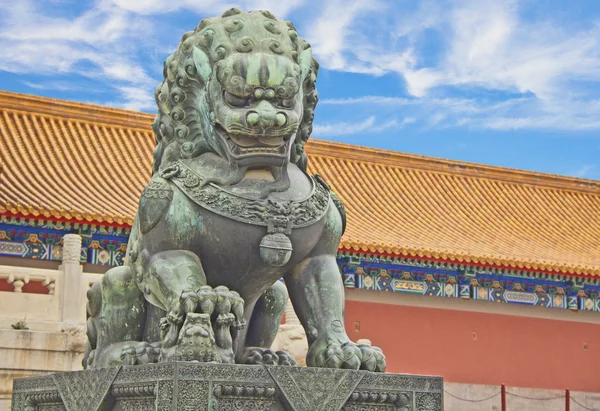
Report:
83,8,386,372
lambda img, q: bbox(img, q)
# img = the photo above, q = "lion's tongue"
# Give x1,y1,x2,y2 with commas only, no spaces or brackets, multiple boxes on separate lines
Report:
257,135,284,147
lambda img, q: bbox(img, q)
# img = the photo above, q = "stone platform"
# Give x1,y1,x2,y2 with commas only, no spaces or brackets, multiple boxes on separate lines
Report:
11,362,443,411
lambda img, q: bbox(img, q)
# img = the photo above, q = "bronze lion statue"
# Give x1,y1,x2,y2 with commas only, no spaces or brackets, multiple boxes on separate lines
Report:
83,8,385,372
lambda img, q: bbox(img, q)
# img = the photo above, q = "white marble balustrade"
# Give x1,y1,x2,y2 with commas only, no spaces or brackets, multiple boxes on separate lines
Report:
0,265,58,294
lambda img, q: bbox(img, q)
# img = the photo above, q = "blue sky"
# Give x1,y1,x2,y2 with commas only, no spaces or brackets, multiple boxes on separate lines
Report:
1,0,600,179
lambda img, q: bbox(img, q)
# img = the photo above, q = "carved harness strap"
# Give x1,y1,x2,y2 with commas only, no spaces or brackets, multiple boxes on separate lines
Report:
160,161,330,266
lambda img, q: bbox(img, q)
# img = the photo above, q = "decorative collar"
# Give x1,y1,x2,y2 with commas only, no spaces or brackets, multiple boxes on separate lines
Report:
161,161,330,234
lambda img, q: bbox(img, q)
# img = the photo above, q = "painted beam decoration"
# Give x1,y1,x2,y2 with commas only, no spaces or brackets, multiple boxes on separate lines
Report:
0,216,129,265
2,216,600,314
338,254,600,313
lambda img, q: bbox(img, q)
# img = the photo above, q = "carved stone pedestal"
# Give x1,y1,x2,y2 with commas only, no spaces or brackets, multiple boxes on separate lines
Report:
11,363,443,411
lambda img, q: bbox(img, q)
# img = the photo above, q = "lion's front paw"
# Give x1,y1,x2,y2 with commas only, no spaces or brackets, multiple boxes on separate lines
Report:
308,340,386,372
310,341,361,370
129,341,161,365
357,343,386,372
239,347,297,366
93,341,158,368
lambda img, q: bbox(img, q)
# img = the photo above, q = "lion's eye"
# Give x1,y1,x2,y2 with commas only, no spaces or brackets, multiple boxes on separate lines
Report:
224,91,250,108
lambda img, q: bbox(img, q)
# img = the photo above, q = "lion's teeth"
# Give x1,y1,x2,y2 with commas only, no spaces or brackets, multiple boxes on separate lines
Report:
237,146,281,154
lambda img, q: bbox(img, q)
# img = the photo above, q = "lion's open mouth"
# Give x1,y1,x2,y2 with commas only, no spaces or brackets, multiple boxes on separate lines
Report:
215,123,292,160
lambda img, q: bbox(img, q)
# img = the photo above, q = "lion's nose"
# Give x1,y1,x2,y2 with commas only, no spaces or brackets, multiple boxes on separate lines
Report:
246,111,287,127
246,101,287,128
275,113,286,127
247,112,260,126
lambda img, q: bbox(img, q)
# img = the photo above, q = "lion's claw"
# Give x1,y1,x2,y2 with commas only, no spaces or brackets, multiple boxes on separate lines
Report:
275,350,297,366
130,341,160,365
194,285,245,329
230,291,246,329
324,342,361,370
309,340,386,372
119,344,138,366
357,344,386,372
180,288,199,313
90,340,159,368
197,285,217,316
246,350,265,364
216,312,235,326
240,347,297,366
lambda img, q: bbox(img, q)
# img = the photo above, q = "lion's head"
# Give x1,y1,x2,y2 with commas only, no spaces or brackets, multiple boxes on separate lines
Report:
152,8,318,184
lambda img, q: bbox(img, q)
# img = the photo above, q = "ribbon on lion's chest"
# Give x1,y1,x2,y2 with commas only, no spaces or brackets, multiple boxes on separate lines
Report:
161,161,330,266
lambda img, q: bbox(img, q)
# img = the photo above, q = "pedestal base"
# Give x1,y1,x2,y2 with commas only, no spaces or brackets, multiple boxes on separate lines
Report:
11,363,443,411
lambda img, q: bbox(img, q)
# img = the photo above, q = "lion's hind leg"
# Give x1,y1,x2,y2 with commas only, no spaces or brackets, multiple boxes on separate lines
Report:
84,265,148,368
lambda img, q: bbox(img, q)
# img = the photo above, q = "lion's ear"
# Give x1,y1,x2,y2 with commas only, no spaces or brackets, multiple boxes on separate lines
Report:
193,47,212,83
299,47,312,80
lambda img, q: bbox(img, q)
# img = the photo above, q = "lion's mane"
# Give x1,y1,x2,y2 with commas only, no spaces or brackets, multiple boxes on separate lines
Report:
151,8,319,175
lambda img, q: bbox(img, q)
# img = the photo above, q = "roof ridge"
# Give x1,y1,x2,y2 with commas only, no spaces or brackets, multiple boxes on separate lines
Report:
306,139,600,195
0,90,155,129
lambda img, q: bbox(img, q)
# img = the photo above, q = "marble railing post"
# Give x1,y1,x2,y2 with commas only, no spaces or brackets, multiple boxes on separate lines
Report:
284,298,300,325
59,234,85,324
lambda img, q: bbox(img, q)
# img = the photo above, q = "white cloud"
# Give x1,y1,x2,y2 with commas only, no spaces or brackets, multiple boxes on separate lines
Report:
481,116,600,131
312,0,600,100
0,0,157,109
1,5,131,44
573,165,596,178
313,116,376,136
402,68,443,98
113,86,156,111
308,0,600,131
320,96,414,105
313,116,413,137
22,81,102,93
104,0,229,15
243,0,305,17
319,95,488,112
320,94,562,130
417,0,600,100
106,0,304,17
306,0,388,73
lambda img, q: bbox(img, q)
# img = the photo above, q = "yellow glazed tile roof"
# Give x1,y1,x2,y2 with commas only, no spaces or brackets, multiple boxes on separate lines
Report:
1,91,599,276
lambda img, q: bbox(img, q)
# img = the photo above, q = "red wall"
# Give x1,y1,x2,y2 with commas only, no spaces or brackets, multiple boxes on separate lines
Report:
345,300,600,392
0,278,48,294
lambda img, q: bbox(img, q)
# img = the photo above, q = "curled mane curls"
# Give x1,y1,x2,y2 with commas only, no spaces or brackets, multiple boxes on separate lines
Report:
151,28,214,175
151,9,319,175
292,48,318,173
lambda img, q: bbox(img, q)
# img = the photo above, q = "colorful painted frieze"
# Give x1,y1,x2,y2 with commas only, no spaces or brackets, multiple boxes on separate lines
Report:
0,218,128,265
338,255,600,313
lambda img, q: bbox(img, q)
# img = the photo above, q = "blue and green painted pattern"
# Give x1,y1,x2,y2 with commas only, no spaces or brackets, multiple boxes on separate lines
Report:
0,216,129,265
339,255,600,313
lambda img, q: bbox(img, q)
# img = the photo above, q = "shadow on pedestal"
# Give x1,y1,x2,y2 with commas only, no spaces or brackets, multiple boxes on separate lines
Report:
11,363,443,411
